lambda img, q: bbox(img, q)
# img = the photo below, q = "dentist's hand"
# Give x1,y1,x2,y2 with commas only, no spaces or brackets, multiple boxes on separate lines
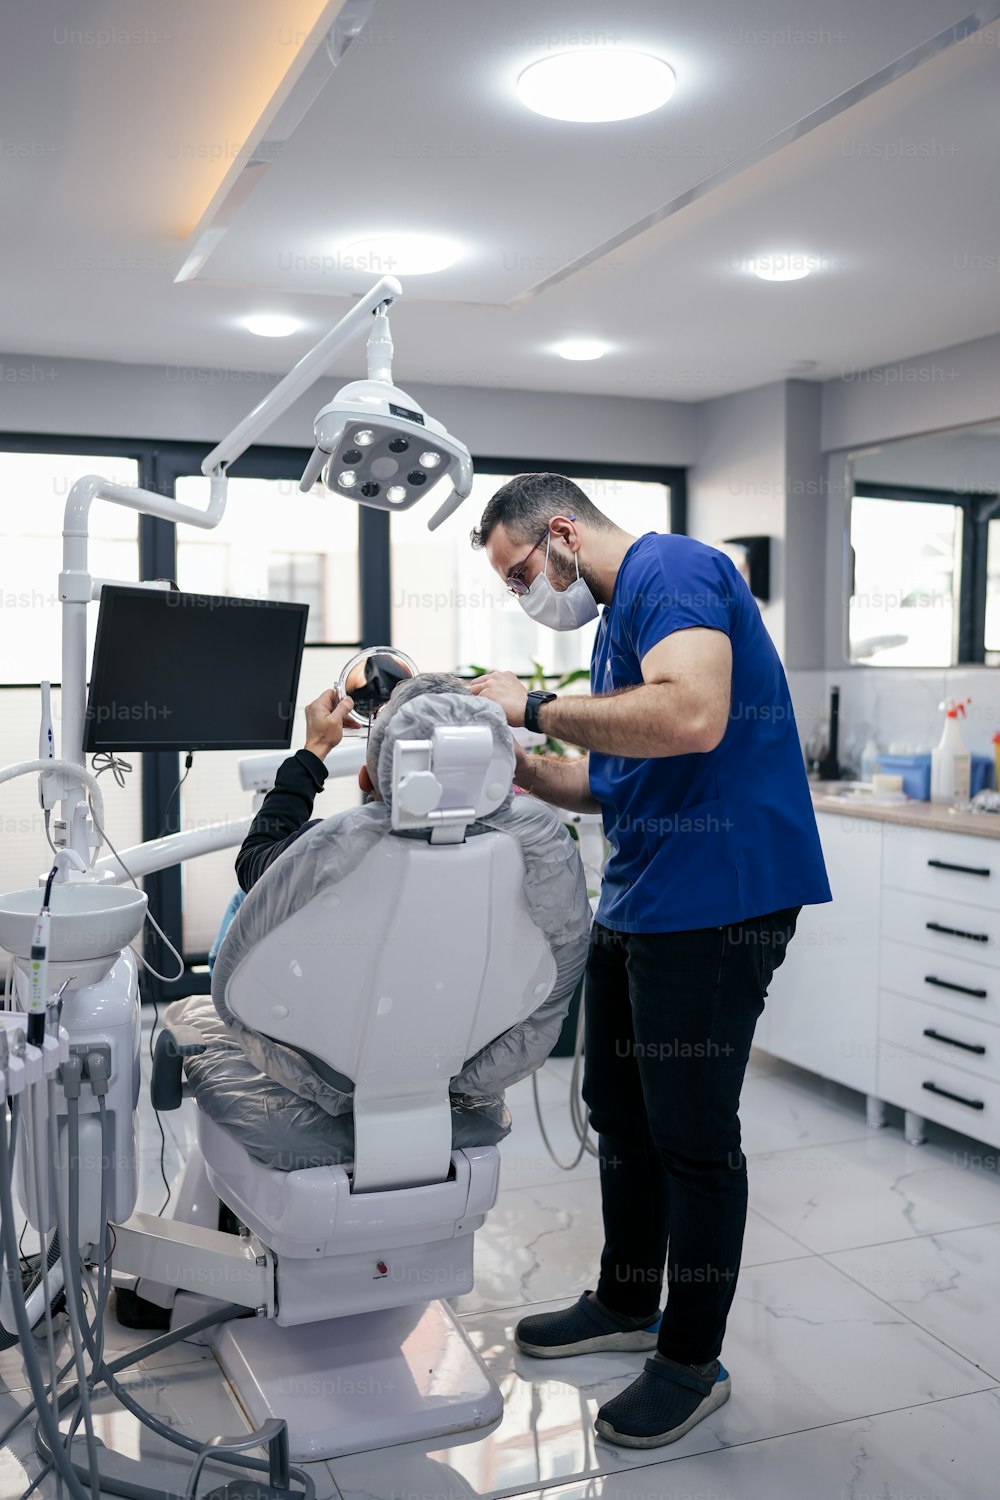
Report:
469,670,529,729
304,689,355,759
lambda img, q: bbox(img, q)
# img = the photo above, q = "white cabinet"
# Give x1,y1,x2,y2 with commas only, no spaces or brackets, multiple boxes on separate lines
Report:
763,807,1000,1150
764,811,882,1094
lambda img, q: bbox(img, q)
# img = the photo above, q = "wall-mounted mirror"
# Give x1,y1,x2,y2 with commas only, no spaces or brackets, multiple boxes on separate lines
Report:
336,646,419,729
847,421,1000,667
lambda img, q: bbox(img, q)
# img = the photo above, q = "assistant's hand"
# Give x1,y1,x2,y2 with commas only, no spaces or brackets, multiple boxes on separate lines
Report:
303,689,355,759
469,670,529,729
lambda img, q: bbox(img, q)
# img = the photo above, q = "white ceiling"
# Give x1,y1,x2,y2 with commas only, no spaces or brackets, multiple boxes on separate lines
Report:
2,0,999,401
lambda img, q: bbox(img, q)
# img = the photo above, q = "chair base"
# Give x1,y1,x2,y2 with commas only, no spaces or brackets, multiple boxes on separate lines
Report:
213,1298,504,1461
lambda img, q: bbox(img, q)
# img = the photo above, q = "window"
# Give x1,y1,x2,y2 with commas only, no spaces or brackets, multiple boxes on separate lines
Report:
390,466,677,677
174,476,359,642
848,481,1000,667
849,492,963,666
267,552,326,642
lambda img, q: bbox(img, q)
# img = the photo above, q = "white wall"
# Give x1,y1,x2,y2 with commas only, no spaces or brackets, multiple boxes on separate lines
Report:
688,382,788,648
820,329,1000,453
0,353,698,468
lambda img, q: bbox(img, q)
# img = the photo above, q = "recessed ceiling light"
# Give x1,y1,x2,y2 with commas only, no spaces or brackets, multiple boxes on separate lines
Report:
241,313,301,337
337,234,459,275
748,254,817,282
517,50,675,123
553,339,611,361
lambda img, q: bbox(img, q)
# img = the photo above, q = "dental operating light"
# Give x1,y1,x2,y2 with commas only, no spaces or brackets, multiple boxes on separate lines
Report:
298,301,474,531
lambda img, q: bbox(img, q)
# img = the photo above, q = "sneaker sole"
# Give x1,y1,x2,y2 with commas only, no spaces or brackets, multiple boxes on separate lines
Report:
595,1374,732,1447
515,1327,660,1359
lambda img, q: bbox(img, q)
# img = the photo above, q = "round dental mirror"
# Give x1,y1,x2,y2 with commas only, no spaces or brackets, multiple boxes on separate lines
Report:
336,646,418,729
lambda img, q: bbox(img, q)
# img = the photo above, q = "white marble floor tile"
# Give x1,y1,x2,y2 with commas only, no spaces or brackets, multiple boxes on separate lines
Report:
829,1221,1000,1380
331,1256,992,1500
748,1131,1000,1253
739,1059,872,1154
460,1176,809,1318
530,1387,1000,1500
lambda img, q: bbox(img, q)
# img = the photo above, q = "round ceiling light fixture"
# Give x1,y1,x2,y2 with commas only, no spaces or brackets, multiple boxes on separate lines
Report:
553,338,611,361
517,49,675,123
241,313,301,337
337,234,459,275
748,253,819,282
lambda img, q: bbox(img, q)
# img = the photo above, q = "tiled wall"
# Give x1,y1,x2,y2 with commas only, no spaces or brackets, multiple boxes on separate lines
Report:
787,667,1000,780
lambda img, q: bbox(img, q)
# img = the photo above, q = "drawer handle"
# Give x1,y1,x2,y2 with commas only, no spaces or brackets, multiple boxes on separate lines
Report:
927,858,991,878
922,1080,985,1111
926,921,989,944
922,1027,986,1055
924,975,988,999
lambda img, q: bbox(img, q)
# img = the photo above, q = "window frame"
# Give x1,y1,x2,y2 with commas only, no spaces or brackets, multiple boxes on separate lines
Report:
850,479,998,666
469,455,687,536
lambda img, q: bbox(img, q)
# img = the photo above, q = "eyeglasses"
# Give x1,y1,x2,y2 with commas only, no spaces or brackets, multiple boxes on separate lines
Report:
505,516,575,596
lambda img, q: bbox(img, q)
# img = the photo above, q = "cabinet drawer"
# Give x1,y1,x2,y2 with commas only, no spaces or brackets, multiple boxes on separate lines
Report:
880,988,1000,1086
877,1041,1000,1149
879,938,1000,1025
881,823,998,910
881,887,1000,969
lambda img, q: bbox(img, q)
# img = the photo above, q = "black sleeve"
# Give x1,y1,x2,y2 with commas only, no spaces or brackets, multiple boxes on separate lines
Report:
236,749,329,894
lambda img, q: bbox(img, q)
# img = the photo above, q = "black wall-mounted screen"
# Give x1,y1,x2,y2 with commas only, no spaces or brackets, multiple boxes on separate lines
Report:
83,585,308,752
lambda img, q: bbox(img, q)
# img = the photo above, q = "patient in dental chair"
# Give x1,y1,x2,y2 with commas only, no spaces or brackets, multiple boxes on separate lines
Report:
165,674,591,1172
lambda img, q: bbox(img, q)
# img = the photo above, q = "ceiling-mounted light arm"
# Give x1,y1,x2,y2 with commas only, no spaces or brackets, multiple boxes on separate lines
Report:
200,274,403,476
366,304,395,385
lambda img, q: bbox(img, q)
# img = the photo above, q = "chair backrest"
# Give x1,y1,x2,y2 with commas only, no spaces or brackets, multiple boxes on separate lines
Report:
224,727,557,1193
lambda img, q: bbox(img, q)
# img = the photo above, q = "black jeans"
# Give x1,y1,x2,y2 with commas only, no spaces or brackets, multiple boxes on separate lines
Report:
581,907,799,1365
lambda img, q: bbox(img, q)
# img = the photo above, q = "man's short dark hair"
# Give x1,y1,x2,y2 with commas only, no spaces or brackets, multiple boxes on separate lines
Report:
470,472,614,550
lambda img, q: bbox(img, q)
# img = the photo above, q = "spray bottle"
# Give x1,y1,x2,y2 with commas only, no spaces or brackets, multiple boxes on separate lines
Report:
930,698,971,804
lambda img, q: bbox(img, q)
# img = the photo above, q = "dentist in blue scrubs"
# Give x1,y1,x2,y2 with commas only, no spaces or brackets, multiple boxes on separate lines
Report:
470,472,830,1449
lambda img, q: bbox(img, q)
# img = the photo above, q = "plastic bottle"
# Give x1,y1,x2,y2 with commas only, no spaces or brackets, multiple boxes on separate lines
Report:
860,737,880,782
930,699,971,804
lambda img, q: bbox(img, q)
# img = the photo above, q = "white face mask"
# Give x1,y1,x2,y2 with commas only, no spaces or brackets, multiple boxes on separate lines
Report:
517,534,599,632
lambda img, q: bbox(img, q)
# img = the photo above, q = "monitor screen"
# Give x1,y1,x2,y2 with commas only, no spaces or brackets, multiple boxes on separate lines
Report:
83,586,309,752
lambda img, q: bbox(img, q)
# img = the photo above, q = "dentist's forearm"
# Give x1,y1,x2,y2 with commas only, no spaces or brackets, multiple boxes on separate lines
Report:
516,753,600,814
535,684,721,758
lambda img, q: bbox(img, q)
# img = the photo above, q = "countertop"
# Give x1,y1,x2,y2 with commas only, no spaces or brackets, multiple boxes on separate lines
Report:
809,783,1000,839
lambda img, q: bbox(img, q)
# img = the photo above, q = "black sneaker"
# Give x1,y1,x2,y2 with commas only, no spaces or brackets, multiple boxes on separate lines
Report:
595,1354,731,1447
515,1292,661,1359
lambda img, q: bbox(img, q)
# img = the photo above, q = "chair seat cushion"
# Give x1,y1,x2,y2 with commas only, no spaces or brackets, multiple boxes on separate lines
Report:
166,993,511,1172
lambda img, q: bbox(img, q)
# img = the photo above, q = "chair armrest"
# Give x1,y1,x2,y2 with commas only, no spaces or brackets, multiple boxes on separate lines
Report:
150,1022,207,1112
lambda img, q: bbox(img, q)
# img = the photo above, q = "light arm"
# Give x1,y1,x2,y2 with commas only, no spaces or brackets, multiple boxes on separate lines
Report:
200,274,402,475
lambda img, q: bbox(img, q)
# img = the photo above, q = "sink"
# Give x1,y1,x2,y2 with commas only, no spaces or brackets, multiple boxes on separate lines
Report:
0,881,147,962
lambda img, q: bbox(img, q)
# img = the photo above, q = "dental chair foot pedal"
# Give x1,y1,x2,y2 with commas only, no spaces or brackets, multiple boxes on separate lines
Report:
114,1286,172,1330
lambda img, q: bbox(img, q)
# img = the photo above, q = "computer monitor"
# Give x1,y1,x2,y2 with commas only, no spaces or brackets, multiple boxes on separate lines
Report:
83,585,309,753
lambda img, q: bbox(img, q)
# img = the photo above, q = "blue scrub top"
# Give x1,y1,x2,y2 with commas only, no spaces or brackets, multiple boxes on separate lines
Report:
588,532,831,933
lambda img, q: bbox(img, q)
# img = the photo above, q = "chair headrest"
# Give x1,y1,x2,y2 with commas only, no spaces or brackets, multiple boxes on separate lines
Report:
375,690,516,824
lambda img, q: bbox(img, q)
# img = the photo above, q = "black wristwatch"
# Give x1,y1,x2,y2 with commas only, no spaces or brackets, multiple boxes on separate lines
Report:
524,690,557,734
